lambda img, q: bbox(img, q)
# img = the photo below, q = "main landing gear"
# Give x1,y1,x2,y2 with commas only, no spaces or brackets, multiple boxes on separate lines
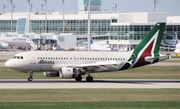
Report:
86,71,93,82
75,75,93,82
75,75,82,81
28,71,33,81
86,76,93,82
75,71,93,82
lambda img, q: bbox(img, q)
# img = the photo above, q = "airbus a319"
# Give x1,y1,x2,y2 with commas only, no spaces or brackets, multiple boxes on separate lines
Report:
5,22,170,82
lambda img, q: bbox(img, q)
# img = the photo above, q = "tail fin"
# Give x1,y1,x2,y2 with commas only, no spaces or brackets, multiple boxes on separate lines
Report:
129,22,166,67
132,23,165,57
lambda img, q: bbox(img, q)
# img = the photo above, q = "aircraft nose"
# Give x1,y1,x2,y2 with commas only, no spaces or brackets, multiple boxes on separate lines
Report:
5,60,13,68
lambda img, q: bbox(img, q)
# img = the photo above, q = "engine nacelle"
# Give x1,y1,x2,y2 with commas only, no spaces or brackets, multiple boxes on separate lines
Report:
43,71,59,77
0,43,9,49
59,66,81,79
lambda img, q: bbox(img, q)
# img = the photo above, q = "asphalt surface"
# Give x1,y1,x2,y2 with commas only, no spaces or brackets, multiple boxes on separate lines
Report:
0,79,179,89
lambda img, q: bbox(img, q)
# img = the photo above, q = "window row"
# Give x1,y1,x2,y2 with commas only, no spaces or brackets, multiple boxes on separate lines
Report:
37,57,126,61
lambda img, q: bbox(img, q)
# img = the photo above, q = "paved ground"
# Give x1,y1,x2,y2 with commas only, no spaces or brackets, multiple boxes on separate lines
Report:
0,79,179,89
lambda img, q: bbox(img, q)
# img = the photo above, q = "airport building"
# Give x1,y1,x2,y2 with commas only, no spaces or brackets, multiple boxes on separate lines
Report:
0,0,180,50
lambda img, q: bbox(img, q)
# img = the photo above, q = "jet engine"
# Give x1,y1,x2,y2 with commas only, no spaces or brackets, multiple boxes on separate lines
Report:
59,66,81,79
0,43,9,49
43,71,59,77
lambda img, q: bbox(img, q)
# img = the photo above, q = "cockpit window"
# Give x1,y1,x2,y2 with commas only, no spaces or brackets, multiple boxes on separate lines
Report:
13,56,23,59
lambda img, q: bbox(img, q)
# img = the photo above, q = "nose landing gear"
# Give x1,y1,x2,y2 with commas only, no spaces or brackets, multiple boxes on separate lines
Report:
28,71,33,81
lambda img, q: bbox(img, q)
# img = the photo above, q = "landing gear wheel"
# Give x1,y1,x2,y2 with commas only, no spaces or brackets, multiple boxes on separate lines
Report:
28,77,33,81
28,71,33,81
86,76,93,82
75,75,82,81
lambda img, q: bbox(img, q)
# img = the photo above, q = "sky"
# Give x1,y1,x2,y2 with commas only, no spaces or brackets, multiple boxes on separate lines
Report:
0,0,179,16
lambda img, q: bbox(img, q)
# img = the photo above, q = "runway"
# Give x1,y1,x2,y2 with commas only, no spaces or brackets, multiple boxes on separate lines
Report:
0,79,179,89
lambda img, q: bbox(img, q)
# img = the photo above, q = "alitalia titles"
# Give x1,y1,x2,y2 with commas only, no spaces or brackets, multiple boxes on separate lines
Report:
38,60,54,64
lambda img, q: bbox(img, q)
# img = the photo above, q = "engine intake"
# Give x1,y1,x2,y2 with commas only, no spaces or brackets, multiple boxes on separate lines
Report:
59,66,81,79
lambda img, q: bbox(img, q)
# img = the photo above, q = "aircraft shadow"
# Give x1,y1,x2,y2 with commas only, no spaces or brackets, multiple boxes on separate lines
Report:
0,79,179,84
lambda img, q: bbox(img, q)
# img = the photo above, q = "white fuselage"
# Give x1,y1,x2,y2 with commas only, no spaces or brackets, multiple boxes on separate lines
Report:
5,51,133,72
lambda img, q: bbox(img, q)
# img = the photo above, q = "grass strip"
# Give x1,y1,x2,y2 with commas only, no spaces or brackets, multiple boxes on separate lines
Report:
0,89,179,109
0,89,179,102
0,101,180,109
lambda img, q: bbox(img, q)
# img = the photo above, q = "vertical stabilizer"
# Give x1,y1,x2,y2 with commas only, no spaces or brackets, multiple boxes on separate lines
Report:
121,22,166,69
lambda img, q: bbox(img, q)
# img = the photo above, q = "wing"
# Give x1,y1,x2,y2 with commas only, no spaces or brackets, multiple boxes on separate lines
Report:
76,61,127,72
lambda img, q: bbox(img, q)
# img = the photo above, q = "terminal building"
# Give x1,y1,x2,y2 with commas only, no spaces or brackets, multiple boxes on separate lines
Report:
0,0,180,51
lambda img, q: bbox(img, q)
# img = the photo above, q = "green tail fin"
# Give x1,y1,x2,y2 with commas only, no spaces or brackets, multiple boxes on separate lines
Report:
132,22,166,59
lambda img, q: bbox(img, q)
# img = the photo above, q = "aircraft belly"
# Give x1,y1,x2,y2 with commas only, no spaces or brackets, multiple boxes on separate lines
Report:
41,65,53,71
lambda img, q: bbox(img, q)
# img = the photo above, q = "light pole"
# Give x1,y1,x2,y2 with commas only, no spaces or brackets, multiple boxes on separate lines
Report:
154,0,159,12
41,3,45,13
26,0,31,33
43,0,47,33
3,5,8,15
62,0,65,33
8,0,13,32
87,0,91,51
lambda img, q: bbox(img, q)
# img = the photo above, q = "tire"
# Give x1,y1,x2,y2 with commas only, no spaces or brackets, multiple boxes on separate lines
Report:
28,77,33,81
86,76,93,82
75,75,82,81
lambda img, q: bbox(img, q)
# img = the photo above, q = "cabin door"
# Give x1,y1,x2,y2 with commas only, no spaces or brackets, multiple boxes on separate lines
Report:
30,53,36,64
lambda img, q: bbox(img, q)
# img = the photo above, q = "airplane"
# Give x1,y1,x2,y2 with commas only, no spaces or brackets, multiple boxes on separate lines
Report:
5,22,170,82
173,32,180,53
91,44,111,51
76,43,111,51
0,36,33,49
